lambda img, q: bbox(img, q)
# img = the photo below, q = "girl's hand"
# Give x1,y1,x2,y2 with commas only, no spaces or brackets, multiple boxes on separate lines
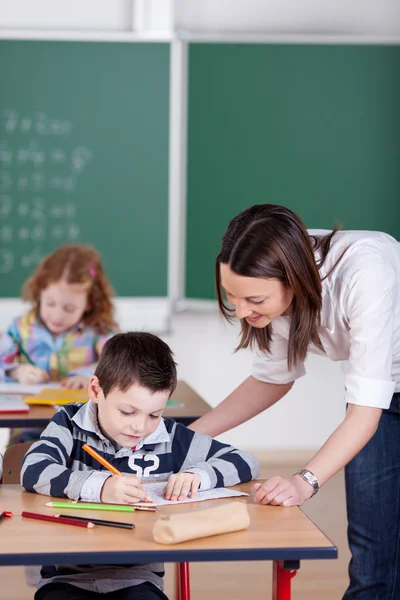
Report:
253,475,315,507
101,474,152,505
61,375,89,389
10,365,50,384
164,472,201,501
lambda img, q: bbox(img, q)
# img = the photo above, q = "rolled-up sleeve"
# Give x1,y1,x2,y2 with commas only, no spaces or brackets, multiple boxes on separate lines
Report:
251,325,306,384
344,264,397,409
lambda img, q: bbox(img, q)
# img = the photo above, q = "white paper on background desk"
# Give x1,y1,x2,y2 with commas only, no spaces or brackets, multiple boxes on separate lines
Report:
0,382,62,395
0,394,29,412
138,481,249,506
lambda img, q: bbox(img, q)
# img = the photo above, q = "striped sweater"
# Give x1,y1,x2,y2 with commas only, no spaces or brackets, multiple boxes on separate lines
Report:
21,401,260,594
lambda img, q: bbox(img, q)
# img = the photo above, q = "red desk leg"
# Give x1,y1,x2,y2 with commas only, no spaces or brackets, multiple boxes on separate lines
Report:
178,562,191,600
272,560,298,600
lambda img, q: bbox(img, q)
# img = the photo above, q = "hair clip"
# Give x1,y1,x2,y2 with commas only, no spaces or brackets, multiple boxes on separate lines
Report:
88,262,97,279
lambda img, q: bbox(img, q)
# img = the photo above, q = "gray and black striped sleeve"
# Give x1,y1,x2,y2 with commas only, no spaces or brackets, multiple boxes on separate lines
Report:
169,421,260,488
21,409,93,500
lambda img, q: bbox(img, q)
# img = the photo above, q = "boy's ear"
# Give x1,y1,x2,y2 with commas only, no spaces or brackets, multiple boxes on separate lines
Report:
88,376,103,404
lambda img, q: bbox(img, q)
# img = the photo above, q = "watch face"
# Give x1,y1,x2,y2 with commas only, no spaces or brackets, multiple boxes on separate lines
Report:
298,470,318,490
305,472,315,484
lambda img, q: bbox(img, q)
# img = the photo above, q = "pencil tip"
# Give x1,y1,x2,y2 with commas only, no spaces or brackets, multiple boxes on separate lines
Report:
45,502,52,506
88,522,95,528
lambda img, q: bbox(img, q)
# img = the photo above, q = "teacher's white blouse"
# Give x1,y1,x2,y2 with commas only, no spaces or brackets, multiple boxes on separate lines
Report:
252,230,400,409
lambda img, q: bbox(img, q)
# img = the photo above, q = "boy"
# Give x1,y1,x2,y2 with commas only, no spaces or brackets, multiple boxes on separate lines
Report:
21,332,260,600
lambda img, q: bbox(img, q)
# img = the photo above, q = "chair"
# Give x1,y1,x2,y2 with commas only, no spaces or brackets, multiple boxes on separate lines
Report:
2,441,191,600
2,440,35,484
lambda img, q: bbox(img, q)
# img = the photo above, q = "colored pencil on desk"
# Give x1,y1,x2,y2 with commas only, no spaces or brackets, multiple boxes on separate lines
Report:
22,511,95,528
7,332,35,366
57,514,134,529
46,501,157,512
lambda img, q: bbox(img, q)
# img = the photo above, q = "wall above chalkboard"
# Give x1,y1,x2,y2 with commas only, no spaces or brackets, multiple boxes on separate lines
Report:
0,40,170,298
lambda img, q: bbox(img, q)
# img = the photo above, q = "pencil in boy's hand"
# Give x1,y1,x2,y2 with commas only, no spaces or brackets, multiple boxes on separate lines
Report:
82,443,154,503
82,443,122,476
22,511,95,528
56,514,134,529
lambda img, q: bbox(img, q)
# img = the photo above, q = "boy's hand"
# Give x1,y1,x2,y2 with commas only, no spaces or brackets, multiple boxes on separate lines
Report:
101,474,152,505
61,375,89,389
10,365,49,384
164,472,201,501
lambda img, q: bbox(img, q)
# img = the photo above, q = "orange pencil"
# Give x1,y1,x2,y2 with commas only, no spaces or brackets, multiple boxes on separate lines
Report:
82,443,121,475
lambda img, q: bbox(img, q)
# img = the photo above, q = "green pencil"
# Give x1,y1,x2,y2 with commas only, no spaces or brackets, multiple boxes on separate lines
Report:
45,501,156,512
8,331,35,366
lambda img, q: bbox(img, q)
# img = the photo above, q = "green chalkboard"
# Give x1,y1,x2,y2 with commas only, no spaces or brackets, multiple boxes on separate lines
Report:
0,41,170,297
186,43,400,299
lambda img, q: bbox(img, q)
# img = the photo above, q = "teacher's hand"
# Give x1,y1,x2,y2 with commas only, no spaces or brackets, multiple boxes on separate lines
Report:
252,475,315,507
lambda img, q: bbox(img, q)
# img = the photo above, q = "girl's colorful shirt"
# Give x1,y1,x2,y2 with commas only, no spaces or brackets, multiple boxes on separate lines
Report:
0,310,113,381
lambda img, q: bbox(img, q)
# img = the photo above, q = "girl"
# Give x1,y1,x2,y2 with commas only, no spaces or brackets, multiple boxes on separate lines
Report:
190,204,400,600
0,244,118,443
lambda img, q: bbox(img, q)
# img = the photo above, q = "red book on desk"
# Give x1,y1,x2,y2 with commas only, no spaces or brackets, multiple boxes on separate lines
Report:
0,395,29,413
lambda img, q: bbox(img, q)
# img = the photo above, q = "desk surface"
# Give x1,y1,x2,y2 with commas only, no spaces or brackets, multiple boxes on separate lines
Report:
0,381,209,428
0,483,337,566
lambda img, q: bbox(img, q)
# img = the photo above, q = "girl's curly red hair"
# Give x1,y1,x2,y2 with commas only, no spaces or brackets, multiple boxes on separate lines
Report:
22,244,117,335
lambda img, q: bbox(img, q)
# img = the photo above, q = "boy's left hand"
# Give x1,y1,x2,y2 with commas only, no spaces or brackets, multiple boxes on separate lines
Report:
61,375,89,389
164,472,201,501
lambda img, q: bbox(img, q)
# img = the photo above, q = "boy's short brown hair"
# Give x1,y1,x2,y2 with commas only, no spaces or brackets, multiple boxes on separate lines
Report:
95,332,177,397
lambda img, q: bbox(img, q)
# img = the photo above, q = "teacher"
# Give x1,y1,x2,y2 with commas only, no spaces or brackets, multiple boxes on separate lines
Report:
190,204,400,600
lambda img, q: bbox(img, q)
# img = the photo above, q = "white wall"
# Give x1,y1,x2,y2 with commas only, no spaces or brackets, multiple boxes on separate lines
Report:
0,0,173,35
0,0,134,31
163,310,345,451
175,0,400,38
1,0,399,39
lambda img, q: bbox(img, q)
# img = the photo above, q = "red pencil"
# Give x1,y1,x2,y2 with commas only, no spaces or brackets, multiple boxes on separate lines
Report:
22,511,95,528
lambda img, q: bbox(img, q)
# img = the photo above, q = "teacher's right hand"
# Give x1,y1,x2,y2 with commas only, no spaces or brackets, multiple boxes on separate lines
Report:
10,364,50,384
252,475,314,507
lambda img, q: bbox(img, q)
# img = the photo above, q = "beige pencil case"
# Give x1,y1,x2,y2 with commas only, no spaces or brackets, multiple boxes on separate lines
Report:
152,501,250,544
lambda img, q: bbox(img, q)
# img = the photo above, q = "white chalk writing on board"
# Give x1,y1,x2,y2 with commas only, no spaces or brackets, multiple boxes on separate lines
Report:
0,110,93,273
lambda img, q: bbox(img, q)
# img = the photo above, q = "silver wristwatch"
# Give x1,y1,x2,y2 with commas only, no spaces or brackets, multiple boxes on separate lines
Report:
294,469,319,497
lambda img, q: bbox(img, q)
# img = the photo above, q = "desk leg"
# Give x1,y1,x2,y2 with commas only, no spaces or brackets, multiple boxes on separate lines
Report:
177,562,190,600
272,560,299,600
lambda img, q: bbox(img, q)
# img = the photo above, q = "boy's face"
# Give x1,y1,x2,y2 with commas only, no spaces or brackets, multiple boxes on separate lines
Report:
88,377,169,447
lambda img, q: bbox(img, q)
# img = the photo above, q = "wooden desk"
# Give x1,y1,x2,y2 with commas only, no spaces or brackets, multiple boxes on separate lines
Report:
0,380,209,428
0,483,337,600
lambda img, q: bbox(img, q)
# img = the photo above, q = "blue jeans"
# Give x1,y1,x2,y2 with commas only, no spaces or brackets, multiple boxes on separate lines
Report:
343,393,400,599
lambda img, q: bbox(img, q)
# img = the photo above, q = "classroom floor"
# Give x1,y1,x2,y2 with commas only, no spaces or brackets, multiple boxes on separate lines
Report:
0,453,350,600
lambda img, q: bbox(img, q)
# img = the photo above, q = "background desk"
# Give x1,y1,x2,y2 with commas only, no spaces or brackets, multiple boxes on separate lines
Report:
0,483,337,600
0,381,209,428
